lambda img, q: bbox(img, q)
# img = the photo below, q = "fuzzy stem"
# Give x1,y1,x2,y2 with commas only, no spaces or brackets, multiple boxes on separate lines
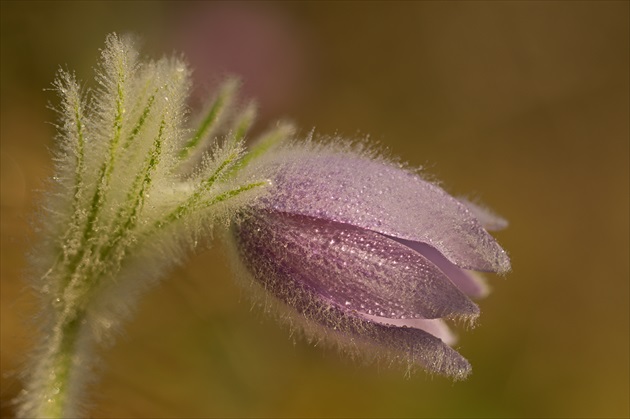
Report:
18,306,91,419
40,318,81,418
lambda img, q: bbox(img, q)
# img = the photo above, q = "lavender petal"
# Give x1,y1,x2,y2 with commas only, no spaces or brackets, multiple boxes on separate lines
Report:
362,314,457,346
458,198,509,231
233,223,471,378
396,239,490,298
259,152,510,273
234,210,479,322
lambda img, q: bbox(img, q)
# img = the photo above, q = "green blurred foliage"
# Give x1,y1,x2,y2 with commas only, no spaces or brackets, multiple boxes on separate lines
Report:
1,1,628,417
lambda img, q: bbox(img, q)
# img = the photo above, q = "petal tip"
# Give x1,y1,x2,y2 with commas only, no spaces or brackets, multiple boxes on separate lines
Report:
497,249,512,275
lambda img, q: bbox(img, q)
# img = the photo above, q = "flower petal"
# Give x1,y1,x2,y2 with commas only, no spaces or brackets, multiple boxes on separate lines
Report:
395,239,490,298
259,151,511,273
231,227,471,378
458,198,509,231
326,307,471,379
234,210,479,322
362,314,458,346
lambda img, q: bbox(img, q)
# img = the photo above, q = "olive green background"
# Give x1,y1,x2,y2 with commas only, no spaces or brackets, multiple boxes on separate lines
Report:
1,1,628,417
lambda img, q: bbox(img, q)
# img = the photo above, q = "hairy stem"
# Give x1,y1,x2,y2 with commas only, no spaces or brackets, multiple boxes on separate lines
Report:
18,302,90,419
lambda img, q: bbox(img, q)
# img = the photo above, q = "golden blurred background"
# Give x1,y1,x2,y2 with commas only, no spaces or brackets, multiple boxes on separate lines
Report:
1,1,628,417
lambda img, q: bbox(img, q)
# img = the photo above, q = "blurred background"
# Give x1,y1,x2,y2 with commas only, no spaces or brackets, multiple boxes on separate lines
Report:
1,1,628,417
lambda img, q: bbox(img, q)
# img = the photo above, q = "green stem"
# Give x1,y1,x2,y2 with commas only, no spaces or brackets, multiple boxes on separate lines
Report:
18,308,89,419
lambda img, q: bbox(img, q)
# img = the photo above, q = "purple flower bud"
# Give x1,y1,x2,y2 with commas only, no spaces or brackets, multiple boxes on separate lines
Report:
231,149,510,379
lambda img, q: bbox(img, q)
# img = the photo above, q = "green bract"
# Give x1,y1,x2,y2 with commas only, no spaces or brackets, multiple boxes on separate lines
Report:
19,34,292,418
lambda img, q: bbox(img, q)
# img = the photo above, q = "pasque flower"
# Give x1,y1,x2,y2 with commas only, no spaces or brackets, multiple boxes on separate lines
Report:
21,33,510,418
231,147,510,379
